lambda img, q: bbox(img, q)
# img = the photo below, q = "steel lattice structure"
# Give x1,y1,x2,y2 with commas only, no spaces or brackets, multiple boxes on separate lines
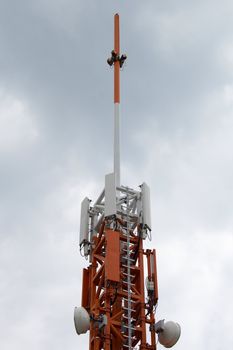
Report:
81,184,158,350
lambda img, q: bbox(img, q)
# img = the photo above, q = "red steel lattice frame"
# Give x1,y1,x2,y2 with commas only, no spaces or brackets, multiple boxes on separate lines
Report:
82,219,158,350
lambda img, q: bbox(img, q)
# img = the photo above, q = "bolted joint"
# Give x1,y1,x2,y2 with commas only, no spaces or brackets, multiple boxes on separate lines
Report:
90,314,107,330
149,323,156,332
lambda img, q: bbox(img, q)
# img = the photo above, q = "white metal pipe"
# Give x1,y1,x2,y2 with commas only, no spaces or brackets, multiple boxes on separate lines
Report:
114,103,120,187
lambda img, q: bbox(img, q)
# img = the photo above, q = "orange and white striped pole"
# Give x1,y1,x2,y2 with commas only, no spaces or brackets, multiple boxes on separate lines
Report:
107,14,126,188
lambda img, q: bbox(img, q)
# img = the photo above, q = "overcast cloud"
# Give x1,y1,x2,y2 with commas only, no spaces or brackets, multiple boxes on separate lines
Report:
0,1,233,349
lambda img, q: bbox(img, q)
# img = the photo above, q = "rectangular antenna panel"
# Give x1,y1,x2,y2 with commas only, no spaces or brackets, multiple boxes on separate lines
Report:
150,250,158,303
79,197,90,245
105,173,116,217
142,182,152,230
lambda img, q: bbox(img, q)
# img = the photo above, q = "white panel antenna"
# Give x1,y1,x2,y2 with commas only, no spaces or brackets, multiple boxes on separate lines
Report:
141,182,152,231
79,197,90,245
105,173,116,217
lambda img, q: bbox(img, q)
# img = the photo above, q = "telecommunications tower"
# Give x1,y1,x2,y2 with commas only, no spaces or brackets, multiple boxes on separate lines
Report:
74,14,181,350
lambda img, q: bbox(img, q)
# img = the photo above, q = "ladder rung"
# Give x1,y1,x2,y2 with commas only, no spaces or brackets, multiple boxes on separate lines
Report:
122,289,134,293
123,250,132,258
123,298,138,303
122,254,134,258
122,287,136,292
123,307,135,312
122,264,135,269
122,257,135,262
123,334,137,339
122,315,136,321
122,325,137,330
122,280,135,285
122,272,134,278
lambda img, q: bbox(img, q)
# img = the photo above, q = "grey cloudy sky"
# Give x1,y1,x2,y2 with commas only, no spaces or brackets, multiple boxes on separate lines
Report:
0,1,233,349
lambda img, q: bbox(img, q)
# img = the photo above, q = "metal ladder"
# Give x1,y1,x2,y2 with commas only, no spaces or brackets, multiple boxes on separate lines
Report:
121,189,135,350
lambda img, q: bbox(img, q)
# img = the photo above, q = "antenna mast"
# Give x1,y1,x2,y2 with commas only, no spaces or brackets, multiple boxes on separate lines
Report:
108,13,127,187
114,13,121,187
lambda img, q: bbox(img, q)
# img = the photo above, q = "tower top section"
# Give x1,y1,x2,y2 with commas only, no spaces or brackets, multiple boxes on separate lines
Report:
75,15,181,350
